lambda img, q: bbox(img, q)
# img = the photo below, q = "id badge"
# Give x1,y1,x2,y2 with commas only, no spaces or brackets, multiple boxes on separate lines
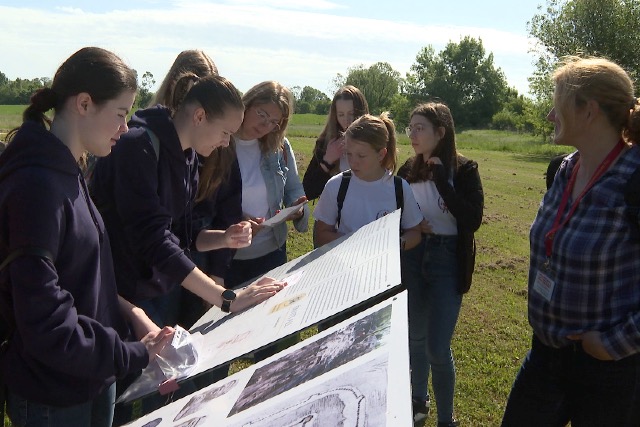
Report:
533,266,555,302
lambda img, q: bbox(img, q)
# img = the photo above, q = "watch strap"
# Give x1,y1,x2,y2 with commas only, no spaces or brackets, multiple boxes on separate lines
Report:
221,299,232,313
320,158,334,170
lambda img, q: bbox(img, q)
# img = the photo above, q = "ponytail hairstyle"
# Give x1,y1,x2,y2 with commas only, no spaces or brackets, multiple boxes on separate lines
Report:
150,50,218,108
345,112,398,172
151,50,236,203
6,46,137,142
552,56,640,145
172,75,244,202
241,81,293,154
405,102,458,184
170,74,243,122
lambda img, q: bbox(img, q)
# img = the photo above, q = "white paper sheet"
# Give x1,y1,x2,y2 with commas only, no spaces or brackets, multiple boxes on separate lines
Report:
260,201,308,227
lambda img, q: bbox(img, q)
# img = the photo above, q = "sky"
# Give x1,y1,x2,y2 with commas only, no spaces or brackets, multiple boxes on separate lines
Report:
0,0,546,97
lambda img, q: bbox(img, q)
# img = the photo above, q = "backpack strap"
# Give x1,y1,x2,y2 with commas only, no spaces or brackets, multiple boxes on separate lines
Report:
336,170,352,228
1,246,54,352
0,246,53,273
394,175,403,211
143,127,160,161
394,175,404,227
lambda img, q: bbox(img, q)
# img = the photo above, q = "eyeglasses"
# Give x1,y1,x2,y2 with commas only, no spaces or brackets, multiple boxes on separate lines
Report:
405,124,426,137
255,108,281,132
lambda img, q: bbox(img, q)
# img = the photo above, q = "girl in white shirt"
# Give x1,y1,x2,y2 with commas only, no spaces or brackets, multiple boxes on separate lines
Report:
313,113,423,250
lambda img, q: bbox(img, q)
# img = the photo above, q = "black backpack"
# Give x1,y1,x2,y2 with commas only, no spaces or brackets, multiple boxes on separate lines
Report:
546,156,640,238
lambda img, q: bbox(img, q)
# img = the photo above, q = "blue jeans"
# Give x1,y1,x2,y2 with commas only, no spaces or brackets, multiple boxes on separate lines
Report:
502,335,640,426
225,244,287,288
7,383,115,427
401,235,461,423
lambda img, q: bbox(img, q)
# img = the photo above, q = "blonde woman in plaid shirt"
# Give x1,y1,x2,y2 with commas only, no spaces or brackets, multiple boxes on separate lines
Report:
502,57,640,426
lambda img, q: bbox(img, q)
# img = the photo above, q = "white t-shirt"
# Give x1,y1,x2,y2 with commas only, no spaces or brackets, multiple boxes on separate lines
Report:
314,170,423,235
235,138,273,249
410,180,458,235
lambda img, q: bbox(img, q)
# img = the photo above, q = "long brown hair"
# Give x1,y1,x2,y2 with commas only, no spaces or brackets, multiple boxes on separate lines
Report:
317,85,369,151
405,102,459,183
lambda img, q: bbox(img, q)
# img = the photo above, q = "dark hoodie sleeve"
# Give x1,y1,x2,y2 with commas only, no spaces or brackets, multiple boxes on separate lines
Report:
110,131,196,288
302,139,332,200
5,172,148,382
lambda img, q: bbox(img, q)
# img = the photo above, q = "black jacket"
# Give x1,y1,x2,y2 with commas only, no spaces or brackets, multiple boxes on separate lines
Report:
302,138,338,200
398,155,484,294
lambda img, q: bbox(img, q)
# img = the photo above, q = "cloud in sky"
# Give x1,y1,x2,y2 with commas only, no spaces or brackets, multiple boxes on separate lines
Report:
0,1,536,96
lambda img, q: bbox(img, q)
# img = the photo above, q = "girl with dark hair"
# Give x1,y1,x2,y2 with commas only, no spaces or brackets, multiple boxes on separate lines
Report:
398,102,484,426
303,85,369,200
0,46,173,427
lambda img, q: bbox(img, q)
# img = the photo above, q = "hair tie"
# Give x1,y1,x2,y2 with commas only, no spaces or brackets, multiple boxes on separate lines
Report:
30,87,57,112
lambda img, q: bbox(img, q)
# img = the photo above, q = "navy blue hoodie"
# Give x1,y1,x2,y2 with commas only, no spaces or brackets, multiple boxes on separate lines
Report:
90,106,199,304
0,121,148,407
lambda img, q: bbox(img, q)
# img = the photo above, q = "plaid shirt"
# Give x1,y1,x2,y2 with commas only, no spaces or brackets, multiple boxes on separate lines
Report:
529,145,640,360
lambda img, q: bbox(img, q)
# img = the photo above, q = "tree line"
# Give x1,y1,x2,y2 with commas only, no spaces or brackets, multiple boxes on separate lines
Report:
2,0,638,141
291,0,640,140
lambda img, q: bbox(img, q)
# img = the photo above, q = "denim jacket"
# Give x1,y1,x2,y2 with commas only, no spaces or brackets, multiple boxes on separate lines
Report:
235,138,309,259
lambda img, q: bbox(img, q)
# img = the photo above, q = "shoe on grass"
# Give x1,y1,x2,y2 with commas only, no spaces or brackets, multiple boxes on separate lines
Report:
412,397,430,422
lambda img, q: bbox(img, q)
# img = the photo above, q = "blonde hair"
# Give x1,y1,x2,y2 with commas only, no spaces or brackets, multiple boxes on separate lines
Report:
345,112,398,172
553,56,640,144
150,50,218,110
241,81,293,154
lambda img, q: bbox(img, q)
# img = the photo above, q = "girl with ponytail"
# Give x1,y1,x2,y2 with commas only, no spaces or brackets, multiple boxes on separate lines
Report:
0,47,174,427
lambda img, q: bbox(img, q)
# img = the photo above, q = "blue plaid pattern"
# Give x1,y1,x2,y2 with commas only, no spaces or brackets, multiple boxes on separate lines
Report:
528,145,640,360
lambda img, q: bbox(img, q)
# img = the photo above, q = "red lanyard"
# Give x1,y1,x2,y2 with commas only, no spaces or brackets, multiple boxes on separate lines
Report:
544,140,625,258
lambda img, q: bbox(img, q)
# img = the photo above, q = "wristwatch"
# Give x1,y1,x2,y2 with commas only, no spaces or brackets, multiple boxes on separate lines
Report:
221,289,236,313
320,158,334,170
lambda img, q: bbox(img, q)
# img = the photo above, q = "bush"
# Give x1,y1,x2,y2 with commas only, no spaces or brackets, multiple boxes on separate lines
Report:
491,110,521,131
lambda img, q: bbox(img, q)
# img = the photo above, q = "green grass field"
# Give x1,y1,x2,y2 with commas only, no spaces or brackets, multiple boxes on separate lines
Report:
1,109,570,426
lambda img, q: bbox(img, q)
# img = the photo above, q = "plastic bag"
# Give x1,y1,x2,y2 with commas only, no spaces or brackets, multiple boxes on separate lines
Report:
116,325,199,403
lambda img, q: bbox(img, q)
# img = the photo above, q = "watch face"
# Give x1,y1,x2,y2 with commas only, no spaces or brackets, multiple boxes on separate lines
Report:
222,289,236,301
